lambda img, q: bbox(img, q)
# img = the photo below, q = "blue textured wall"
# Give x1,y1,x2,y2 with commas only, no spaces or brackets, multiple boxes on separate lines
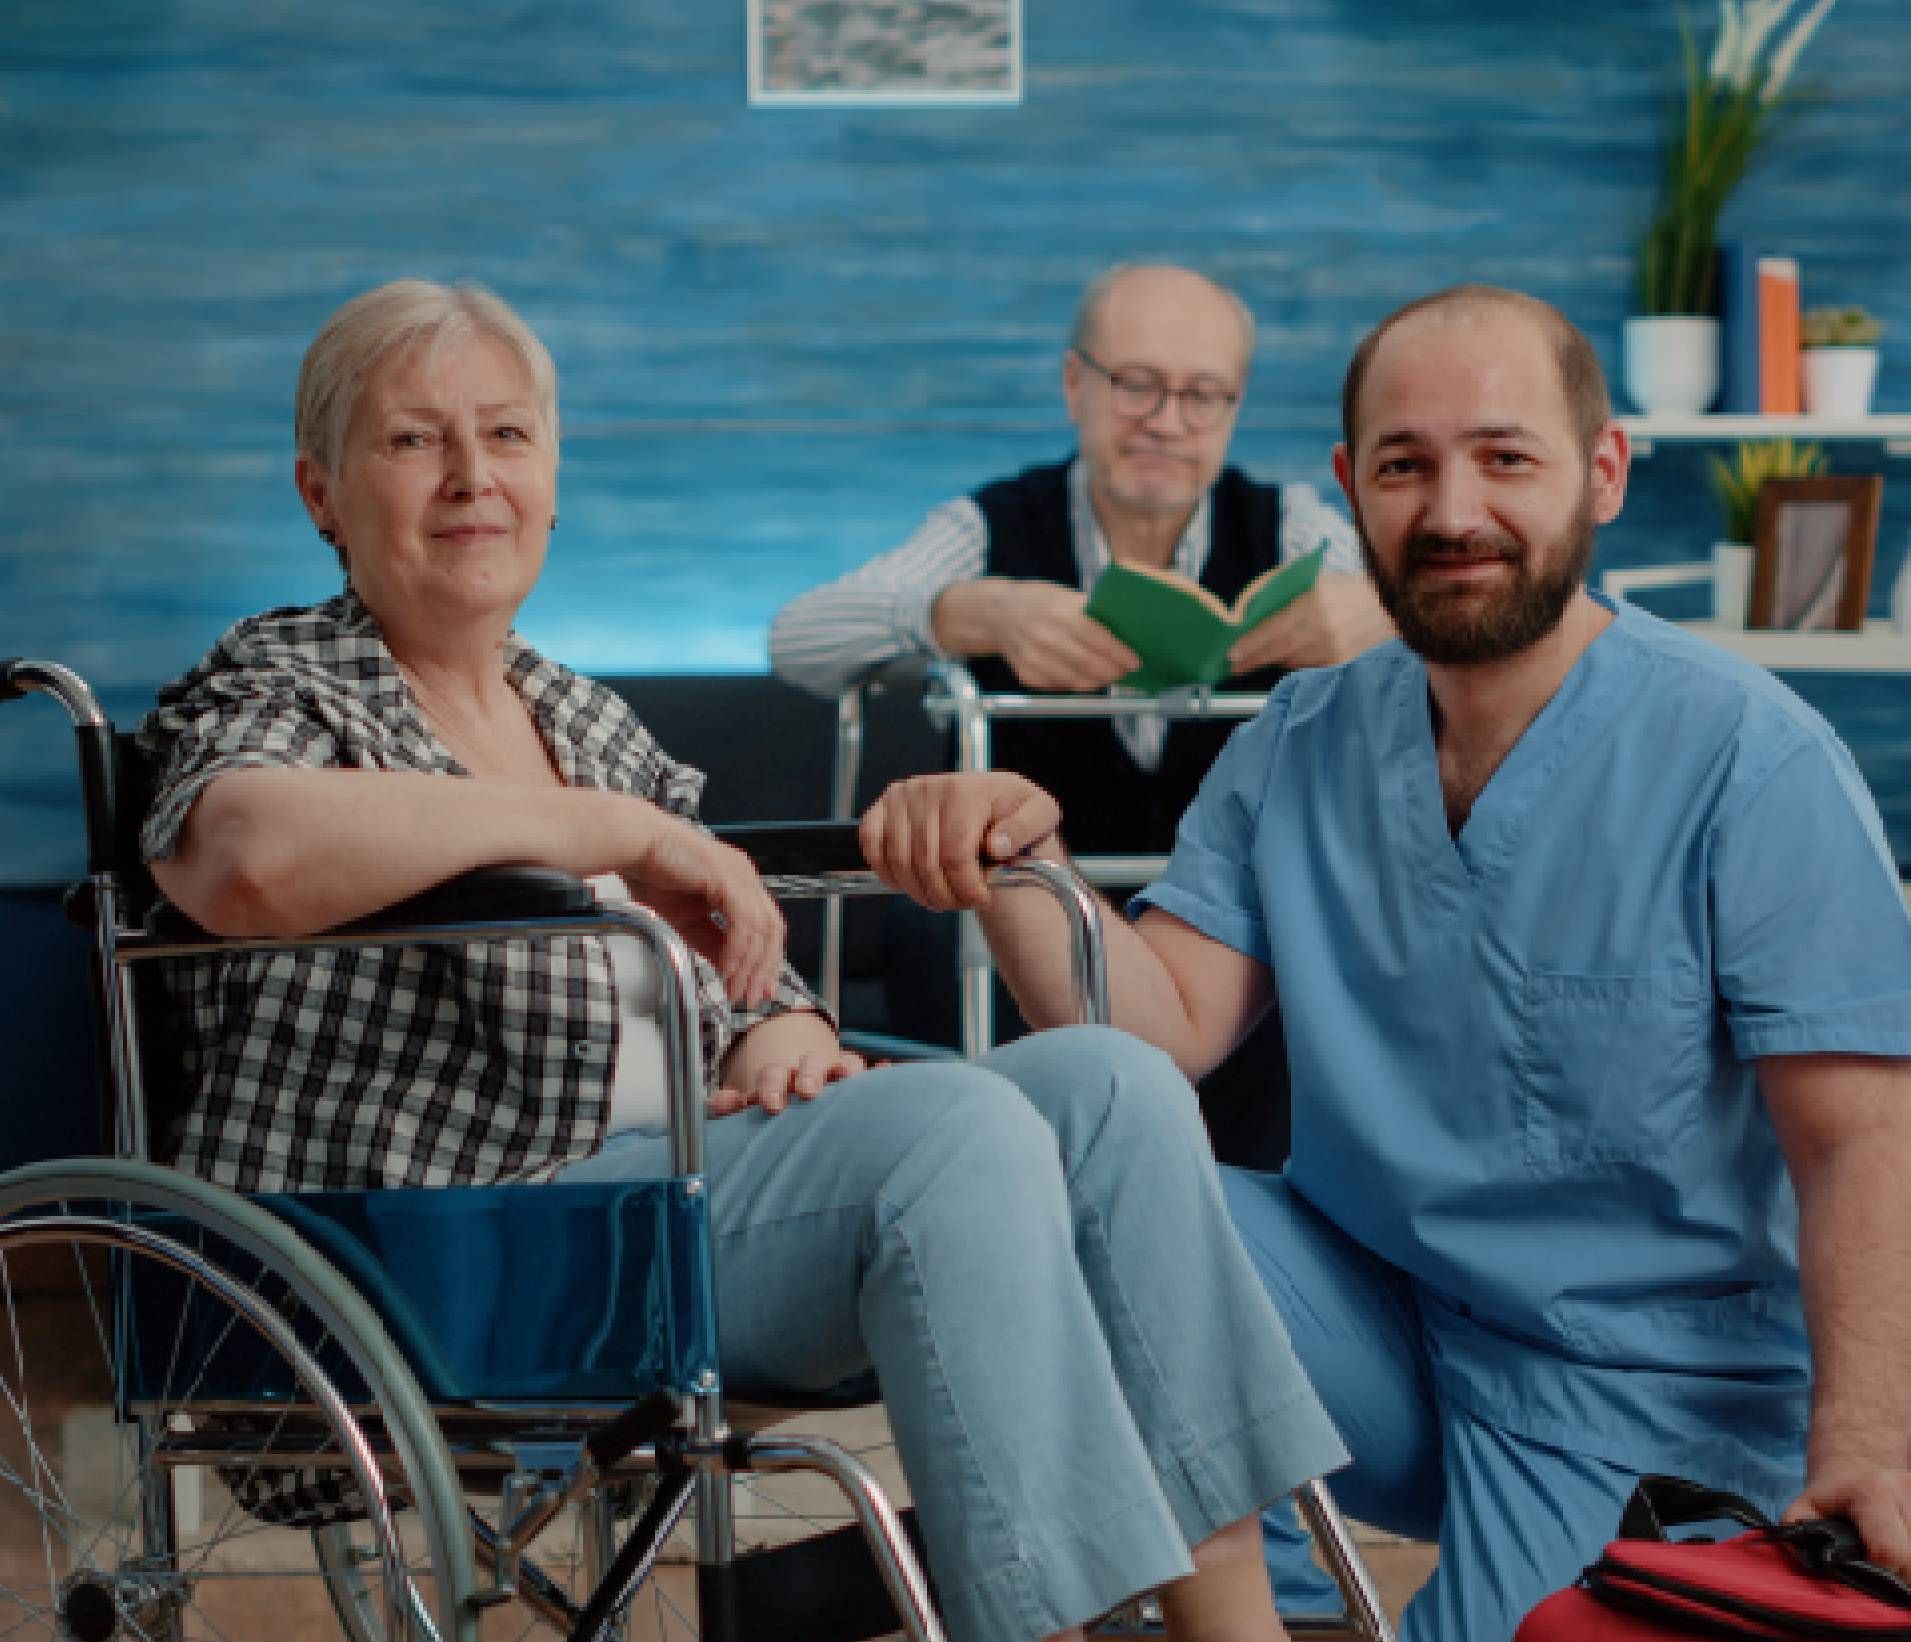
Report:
3,0,1909,881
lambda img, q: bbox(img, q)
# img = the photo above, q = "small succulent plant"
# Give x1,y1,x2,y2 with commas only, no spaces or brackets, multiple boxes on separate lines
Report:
1707,438,1829,543
1802,305,1884,348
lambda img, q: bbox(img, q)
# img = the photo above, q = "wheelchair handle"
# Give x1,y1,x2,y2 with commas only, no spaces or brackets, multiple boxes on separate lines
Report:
2,657,106,723
2,658,119,877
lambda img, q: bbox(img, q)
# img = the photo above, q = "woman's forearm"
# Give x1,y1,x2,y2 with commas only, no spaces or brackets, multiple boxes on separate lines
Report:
151,766,656,936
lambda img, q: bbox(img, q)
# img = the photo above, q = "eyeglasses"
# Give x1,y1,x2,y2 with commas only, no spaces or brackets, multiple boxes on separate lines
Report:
1073,349,1241,432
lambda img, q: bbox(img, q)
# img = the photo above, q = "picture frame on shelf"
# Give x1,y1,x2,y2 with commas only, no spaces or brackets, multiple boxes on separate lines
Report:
1749,476,1885,632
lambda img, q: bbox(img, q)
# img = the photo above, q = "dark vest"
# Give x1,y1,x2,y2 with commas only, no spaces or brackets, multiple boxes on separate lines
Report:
967,459,1286,857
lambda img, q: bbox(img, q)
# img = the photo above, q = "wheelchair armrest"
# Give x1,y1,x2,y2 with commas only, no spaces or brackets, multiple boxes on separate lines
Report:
713,821,867,875
340,866,600,931
142,865,601,942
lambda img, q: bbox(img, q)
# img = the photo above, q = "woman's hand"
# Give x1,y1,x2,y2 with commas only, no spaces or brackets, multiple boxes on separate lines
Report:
710,1010,867,1117
622,811,786,1006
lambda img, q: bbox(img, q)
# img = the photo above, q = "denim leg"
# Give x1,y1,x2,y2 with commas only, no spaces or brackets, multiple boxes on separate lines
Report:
979,1028,1350,1547
595,1060,1196,1642
1217,1168,1445,1613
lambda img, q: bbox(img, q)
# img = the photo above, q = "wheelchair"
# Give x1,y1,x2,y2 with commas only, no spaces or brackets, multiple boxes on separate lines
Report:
0,656,1395,1642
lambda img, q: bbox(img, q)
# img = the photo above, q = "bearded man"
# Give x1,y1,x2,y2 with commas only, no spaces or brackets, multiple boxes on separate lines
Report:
856,285,1911,1640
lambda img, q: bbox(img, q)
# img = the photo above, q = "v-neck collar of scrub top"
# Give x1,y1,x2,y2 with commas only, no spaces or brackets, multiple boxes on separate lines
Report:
1383,590,1648,906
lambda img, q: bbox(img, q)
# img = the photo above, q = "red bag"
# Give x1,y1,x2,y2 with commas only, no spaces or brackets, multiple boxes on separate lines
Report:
1516,1476,1911,1639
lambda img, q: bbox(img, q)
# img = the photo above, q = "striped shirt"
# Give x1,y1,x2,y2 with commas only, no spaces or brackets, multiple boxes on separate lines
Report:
768,458,1362,769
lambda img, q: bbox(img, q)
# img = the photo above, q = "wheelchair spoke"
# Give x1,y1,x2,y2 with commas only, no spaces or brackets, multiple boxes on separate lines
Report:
0,1250,66,1619
0,1594,63,1641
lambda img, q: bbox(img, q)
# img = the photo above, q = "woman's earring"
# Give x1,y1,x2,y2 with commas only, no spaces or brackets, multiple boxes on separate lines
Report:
550,514,559,530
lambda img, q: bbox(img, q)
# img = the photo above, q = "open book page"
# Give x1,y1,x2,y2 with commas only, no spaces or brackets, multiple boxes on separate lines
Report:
1084,546,1327,693
1234,546,1326,628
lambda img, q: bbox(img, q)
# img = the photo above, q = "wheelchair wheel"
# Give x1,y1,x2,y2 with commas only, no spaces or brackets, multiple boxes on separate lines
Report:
0,1159,478,1641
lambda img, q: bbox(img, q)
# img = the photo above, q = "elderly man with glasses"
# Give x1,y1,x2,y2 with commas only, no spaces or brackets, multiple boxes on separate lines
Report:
771,264,1391,1163
773,262,1388,711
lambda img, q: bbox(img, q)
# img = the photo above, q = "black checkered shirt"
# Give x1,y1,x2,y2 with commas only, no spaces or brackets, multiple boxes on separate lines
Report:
139,590,823,1193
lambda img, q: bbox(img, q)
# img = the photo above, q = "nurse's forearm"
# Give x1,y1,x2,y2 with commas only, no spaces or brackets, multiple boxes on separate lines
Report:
1795,1140,1911,1471
1767,1057,1911,1474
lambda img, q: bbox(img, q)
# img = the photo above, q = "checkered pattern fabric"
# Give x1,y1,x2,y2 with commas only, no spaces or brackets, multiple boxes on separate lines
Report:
138,589,822,1193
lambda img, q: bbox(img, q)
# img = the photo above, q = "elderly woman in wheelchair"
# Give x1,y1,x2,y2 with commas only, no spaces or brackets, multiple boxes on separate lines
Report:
7,279,1355,1642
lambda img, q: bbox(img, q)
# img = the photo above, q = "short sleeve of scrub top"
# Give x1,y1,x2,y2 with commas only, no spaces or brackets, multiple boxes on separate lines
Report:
1711,725,1911,1060
1133,686,1295,967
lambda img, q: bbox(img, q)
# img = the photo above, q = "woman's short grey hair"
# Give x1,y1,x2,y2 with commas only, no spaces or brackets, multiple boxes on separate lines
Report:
294,279,560,476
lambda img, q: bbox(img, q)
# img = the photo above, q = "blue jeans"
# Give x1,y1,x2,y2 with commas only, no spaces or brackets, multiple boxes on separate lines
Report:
563,1026,1344,1642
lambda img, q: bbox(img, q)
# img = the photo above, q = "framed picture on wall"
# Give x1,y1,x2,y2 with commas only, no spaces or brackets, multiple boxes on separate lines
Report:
748,0,1022,106
1748,476,1884,632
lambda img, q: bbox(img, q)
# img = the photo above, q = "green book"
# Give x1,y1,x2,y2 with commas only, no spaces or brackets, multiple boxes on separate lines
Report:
1084,546,1327,694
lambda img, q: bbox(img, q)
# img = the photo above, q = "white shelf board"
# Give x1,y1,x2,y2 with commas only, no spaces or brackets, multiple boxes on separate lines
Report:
1674,619,1911,673
1621,414,1911,457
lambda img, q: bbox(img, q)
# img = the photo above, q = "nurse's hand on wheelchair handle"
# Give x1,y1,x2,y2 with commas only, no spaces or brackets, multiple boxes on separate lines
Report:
1785,1462,1911,1577
860,772,1063,912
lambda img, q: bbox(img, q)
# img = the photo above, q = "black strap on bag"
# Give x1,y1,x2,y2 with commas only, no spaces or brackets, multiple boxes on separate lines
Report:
1584,1475,1911,1634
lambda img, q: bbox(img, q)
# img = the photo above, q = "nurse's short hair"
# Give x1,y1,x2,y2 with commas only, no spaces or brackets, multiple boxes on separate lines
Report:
295,278,559,510
1340,285,1610,459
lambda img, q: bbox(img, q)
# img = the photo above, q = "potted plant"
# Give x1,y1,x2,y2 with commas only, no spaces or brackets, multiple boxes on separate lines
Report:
1801,304,1883,416
1626,0,1837,416
1705,437,1828,622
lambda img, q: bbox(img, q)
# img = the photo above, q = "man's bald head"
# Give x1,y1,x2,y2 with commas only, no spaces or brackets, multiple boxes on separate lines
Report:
1341,285,1610,460
1070,264,1257,379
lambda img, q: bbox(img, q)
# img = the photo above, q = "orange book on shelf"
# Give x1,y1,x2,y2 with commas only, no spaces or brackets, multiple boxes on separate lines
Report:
1757,257,1801,414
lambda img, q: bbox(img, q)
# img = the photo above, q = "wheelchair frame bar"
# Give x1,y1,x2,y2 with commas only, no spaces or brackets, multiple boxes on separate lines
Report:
0,661,156,1160
1297,1480,1394,1642
733,1435,943,1642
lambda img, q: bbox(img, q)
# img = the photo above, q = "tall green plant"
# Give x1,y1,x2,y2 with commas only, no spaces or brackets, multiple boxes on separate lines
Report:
1637,0,1836,316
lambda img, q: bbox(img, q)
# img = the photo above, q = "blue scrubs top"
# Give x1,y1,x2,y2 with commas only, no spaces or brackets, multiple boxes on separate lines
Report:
1137,598,1911,1485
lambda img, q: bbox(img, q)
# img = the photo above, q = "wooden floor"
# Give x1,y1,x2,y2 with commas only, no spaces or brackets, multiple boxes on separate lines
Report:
2,1260,1435,1638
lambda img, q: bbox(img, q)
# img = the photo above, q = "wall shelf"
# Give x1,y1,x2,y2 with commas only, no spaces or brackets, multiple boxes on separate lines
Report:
1603,564,1911,674
1621,414,1911,458
1659,619,1911,673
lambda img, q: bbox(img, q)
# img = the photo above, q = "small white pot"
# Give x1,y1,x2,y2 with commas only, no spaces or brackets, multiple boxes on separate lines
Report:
1713,541,1756,628
1801,347,1879,417
1623,316,1721,416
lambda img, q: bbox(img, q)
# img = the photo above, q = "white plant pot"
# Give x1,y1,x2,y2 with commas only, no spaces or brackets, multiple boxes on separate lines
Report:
1713,540,1755,628
1623,316,1721,416
1801,347,1879,417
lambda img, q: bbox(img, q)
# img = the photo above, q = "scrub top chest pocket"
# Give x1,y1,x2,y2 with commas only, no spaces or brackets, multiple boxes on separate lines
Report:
1513,968,1713,1173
